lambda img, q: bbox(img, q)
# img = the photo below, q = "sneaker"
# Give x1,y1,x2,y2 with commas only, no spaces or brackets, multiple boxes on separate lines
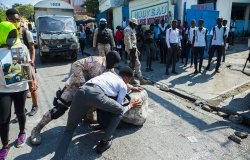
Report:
96,139,112,154
146,68,149,72
26,92,31,98
149,68,154,71
29,106,38,116
206,65,210,70
0,148,9,160
16,133,26,148
215,69,220,73
194,70,198,74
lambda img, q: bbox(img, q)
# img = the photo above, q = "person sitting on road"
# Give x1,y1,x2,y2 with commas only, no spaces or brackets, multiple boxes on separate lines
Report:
30,51,143,145
53,66,142,159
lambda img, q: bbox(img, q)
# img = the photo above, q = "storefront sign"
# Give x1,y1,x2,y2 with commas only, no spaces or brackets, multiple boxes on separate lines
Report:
131,2,169,25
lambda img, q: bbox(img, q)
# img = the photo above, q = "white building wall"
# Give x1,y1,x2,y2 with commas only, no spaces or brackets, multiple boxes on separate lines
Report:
217,0,233,24
113,6,123,30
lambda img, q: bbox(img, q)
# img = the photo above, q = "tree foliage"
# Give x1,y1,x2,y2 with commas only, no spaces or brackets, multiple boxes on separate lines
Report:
0,8,6,22
13,3,34,21
81,0,99,17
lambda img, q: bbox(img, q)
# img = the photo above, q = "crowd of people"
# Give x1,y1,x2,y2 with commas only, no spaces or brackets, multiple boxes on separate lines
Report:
0,7,237,160
83,16,233,75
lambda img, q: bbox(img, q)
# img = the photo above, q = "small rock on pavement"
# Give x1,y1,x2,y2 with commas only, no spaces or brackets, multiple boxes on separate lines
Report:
122,89,148,126
201,105,213,112
228,135,241,144
217,111,229,118
235,131,248,139
194,100,204,106
229,115,243,124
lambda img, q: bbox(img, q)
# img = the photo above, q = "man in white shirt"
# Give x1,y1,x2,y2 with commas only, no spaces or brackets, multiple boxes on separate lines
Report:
222,19,230,62
53,67,141,159
165,20,182,75
185,19,196,67
230,17,236,46
192,19,208,74
206,18,227,73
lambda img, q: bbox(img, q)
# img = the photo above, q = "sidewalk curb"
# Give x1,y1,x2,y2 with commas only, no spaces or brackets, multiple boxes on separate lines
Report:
84,47,250,126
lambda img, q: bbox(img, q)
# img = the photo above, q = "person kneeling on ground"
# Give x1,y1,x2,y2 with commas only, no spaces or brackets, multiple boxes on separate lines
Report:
53,67,142,159
30,51,142,145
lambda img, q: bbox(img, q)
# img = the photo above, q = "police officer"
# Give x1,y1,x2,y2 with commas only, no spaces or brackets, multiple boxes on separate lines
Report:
93,18,115,57
124,18,150,85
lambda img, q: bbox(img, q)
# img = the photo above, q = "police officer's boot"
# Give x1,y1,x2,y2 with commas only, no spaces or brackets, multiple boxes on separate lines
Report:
139,77,151,85
30,112,52,145
129,77,138,85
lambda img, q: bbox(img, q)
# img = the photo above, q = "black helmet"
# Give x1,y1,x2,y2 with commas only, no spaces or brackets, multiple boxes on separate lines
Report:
106,51,121,69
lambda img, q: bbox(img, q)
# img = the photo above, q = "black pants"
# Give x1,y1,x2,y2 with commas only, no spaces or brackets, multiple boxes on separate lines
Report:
231,32,235,45
160,39,167,63
0,90,28,146
207,45,223,70
185,43,194,65
166,44,178,73
79,39,85,55
194,47,205,71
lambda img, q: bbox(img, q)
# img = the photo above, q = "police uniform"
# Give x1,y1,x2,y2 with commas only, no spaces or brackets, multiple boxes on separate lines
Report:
93,28,115,57
124,25,142,78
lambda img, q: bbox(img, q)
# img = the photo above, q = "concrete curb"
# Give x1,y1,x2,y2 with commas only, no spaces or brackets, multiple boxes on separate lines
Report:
83,47,250,126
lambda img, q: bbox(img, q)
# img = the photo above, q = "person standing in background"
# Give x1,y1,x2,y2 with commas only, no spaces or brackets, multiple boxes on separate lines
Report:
159,19,167,64
115,26,124,60
192,19,208,74
230,17,236,46
6,9,38,116
222,19,229,62
185,19,196,67
153,19,160,61
79,24,86,56
165,20,182,75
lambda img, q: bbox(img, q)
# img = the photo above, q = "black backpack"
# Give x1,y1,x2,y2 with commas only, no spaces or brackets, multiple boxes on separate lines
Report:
97,28,111,44
212,26,227,40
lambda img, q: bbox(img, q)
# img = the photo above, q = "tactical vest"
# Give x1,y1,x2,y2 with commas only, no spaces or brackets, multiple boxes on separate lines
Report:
97,29,111,44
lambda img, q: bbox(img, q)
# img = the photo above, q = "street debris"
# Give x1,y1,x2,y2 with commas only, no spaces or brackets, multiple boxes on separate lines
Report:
228,135,241,144
234,131,248,139
187,136,198,143
217,112,229,118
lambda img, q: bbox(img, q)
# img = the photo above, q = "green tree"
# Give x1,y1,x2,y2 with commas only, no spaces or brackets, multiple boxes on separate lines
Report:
0,8,6,22
81,0,99,17
13,4,34,21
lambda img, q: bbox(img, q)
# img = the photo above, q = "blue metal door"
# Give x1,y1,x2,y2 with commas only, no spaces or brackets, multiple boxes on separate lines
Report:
186,9,219,57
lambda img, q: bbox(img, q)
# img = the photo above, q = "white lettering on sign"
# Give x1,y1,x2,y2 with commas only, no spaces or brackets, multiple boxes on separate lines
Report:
131,2,169,25
50,3,61,7
131,3,168,20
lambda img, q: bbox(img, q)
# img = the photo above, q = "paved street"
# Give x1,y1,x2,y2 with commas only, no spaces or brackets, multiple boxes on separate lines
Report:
5,47,250,160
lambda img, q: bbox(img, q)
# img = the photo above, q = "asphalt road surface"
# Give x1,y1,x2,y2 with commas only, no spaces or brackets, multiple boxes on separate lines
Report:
6,53,250,160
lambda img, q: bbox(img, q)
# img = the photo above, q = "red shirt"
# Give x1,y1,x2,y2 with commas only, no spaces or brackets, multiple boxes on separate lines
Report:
115,30,124,42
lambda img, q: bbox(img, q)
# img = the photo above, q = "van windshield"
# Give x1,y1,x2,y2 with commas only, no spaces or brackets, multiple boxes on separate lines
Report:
38,17,76,33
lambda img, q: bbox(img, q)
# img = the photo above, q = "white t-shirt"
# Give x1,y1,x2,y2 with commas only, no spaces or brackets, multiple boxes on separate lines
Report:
187,27,196,43
194,27,208,47
0,44,31,93
86,71,127,105
210,26,227,46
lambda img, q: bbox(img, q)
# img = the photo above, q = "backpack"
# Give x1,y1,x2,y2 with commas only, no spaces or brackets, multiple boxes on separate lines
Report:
21,27,30,49
97,28,111,44
212,26,227,40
